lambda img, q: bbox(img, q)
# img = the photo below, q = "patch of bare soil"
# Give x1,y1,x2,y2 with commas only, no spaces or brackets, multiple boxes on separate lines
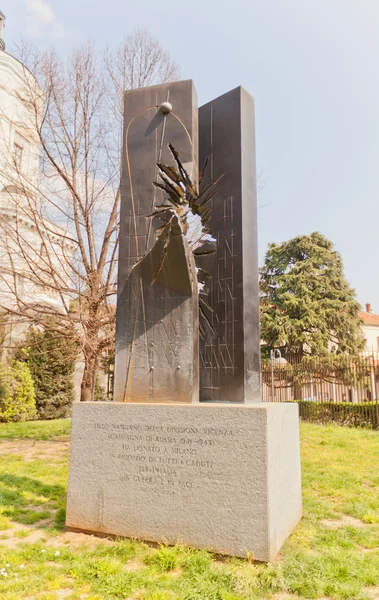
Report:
0,439,69,462
273,592,331,600
365,587,379,600
123,558,144,572
358,545,379,553
0,522,47,548
273,595,303,600
0,520,115,552
24,591,89,600
320,515,365,528
23,578,90,599
46,530,114,549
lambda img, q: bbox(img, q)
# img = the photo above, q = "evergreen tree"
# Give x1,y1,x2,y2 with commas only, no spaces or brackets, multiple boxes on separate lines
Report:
16,324,78,419
0,361,36,422
260,232,364,358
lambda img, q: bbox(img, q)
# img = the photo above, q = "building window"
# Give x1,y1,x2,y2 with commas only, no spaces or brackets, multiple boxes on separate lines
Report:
15,274,24,296
13,132,28,172
39,243,48,260
13,143,23,170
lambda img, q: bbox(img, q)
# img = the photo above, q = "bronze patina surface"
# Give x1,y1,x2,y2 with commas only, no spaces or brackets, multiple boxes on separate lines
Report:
114,81,199,402
199,87,261,402
114,81,260,404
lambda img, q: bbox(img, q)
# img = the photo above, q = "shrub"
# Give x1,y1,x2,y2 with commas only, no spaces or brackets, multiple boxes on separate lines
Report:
94,374,106,401
0,361,36,422
292,399,379,429
15,325,78,420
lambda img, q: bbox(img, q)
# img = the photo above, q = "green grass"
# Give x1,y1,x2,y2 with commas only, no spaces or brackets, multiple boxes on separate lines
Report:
0,419,71,440
0,419,377,599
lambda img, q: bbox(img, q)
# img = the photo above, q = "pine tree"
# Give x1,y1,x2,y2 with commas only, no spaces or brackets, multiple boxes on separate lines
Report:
260,232,364,358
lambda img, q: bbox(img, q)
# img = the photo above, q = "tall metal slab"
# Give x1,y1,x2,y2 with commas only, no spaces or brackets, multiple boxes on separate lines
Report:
114,80,199,403
199,87,261,402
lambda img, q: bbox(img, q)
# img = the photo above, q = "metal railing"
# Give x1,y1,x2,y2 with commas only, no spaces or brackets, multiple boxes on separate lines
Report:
261,353,379,429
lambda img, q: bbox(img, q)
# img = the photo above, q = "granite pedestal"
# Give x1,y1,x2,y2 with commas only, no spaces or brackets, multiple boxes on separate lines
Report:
66,402,302,561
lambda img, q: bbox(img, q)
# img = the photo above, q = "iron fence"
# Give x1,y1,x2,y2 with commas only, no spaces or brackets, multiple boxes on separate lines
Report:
261,353,379,429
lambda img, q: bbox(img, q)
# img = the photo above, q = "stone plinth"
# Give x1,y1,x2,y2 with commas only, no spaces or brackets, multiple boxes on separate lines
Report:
66,402,302,561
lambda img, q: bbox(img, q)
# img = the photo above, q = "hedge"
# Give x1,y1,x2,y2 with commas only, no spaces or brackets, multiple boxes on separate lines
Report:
290,400,379,429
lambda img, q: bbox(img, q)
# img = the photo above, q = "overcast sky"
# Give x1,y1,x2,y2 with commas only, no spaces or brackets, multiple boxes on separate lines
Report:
3,0,379,312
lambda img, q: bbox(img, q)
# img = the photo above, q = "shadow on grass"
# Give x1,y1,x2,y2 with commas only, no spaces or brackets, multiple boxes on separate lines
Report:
0,473,65,502
0,473,66,529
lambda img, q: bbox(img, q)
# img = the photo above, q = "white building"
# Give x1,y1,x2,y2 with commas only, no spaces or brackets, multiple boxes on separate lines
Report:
0,13,73,345
360,304,379,355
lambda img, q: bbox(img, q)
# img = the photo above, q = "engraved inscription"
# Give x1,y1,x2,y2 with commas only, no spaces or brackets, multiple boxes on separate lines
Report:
93,421,240,497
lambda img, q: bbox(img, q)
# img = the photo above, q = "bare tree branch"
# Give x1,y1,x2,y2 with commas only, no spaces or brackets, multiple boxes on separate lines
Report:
0,31,180,400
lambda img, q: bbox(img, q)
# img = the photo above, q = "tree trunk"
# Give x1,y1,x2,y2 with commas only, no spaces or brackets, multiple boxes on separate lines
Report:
81,352,97,401
293,350,304,401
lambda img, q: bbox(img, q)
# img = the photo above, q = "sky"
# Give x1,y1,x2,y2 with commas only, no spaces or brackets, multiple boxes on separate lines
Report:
2,0,379,312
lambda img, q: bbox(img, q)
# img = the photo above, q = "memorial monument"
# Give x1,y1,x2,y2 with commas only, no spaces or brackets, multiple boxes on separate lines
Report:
66,80,302,561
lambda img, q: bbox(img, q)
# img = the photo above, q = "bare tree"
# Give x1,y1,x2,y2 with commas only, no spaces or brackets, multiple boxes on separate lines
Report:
0,31,180,401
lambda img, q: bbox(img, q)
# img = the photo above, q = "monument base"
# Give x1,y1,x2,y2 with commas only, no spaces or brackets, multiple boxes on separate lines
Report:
66,402,302,561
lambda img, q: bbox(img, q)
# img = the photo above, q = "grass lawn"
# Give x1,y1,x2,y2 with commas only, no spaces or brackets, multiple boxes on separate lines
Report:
0,421,377,599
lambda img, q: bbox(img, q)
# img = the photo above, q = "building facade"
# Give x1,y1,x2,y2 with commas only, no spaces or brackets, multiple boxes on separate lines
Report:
360,304,379,355
0,13,73,345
